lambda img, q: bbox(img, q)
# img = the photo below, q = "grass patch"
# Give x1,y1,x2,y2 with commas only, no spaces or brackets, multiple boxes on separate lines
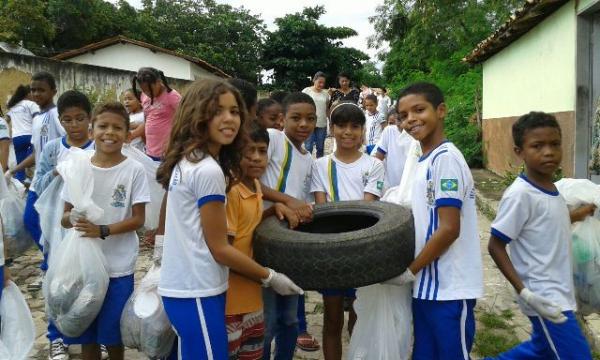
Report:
313,303,324,314
473,310,520,358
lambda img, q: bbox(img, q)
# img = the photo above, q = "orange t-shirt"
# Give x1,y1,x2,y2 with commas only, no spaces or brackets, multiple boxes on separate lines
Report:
225,180,264,315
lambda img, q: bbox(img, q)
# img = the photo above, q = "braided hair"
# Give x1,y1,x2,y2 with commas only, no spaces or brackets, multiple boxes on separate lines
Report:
132,67,173,105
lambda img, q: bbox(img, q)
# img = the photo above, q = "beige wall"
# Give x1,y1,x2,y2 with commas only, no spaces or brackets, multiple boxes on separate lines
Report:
482,1,576,120
483,111,575,177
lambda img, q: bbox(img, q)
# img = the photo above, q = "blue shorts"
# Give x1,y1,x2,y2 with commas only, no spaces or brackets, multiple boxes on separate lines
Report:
412,298,476,360
64,274,134,346
163,293,228,360
319,288,357,298
488,311,591,360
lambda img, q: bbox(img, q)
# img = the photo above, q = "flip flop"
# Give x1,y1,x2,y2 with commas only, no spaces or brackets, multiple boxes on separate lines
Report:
297,333,320,352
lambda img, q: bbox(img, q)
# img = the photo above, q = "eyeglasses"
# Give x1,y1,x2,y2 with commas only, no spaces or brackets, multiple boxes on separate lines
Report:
60,117,88,125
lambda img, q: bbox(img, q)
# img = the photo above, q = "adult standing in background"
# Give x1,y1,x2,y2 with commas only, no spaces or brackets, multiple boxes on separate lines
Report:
302,71,330,158
6,84,39,182
329,73,360,106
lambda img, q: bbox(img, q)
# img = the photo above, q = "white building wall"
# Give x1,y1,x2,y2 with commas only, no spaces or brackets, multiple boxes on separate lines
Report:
190,63,220,80
66,43,194,80
482,1,576,119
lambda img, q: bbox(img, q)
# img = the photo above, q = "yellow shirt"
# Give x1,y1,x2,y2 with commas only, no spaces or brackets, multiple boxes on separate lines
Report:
225,180,264,315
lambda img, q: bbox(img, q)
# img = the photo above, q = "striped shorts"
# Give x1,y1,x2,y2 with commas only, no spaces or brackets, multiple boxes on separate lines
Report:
226,310,264,360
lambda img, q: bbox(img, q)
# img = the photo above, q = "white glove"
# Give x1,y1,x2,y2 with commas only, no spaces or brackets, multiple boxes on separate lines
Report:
4,169,12,183
519,288,567,324
382,269,416,286
69,209,87,225
262,268,304,296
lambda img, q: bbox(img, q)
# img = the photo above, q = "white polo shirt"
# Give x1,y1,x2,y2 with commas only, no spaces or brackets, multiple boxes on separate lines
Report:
30,106,65,193
311,153,385,201
375,126,413,188
158,155,229,298
411,141,483,301
261,129,313,204
491,175,576,316
0,117,9,140
7,100,39,138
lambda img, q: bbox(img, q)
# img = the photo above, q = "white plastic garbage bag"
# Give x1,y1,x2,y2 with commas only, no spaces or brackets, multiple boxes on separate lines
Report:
0,281,35,360
121,144,165,231
43,148,109,337
121,265,175,359
348,140,419,360
0,177,34,256
555,178,600,314
348,284,412,360
34,177,65,259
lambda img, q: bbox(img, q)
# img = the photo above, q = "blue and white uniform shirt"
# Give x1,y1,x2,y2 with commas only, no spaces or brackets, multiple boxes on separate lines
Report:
411,141,483,301
30,107,65,193
158,155,229,298
491,175,576,316
261,129,314,205
311,153,385,202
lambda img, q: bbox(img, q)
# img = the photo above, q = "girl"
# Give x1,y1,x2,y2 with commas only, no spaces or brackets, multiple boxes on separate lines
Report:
156,79,302,359
6,84,39,182
61,102,150,360
122,89,145,152
256,98,282,130
311,102,385,360
131,67,181,161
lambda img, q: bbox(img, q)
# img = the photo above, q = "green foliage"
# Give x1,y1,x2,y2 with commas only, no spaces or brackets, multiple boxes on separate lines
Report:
0,0,55,53
370,0,522,166
262,6,369,90
473,310,520,357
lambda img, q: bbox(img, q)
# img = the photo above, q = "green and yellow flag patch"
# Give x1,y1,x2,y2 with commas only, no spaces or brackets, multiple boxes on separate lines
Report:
441,179,458,192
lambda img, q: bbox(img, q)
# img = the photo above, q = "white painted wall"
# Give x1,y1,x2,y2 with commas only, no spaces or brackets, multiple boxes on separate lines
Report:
190,62,219,80
66,43,194,80
482,1,576,119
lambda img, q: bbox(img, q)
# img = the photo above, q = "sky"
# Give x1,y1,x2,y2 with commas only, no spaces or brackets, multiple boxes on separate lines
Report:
119,0,385,62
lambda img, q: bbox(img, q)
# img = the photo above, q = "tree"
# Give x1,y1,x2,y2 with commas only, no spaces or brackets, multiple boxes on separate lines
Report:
369,0,522,166
0,0,55,55
262,6,369,90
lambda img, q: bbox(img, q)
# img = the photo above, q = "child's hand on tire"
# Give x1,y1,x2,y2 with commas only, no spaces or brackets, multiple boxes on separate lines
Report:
262,268,304,295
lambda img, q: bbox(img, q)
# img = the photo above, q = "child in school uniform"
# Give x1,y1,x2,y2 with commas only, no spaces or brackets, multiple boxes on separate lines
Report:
60,102,150,360
260,92,318,358
311,101,385,360
256,98,283,130
385,82,483,359
487,112,594,360
363,94,385,155
7,72,65,287
155,79,302,360
6,84,39,182
374,114,413,190
33,90,95,360
225,123,299,360
122,88,145,153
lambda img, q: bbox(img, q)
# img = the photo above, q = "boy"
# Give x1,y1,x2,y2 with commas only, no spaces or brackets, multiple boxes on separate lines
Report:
7,72,65,288
61,102,150,360
260,92,317,359
374,113,413,190
386,82,483,359
363,94,385,155
311,101,385,360
487,112,594,359
33,90,96,360
225,123,299,360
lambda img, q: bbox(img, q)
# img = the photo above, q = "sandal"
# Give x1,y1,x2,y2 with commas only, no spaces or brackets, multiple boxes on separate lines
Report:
297,332,320,352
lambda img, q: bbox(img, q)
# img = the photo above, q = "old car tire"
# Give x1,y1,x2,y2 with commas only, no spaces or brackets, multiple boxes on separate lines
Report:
253,200,415,290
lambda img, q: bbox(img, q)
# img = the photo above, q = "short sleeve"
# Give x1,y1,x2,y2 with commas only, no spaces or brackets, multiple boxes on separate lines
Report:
51,111,66,137
225,187,241,237
130,164,151,205
364,159,385,197
491,191,530,244
168,90,182,111
302,87,310,95
431,152,468,209
310,159,327,195
377,114,386,124
0,118,9,140
27,101,40,116
193,162,226,208
376,127,391,155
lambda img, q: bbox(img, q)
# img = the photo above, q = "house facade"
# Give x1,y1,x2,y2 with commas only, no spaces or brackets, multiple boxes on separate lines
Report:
52,36,229,81
466,0,600,180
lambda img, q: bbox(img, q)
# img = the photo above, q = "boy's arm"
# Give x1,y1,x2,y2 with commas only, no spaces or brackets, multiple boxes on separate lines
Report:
0,139,9,172
408,206,460,275
71,202,146,238
488,235,525,292
314,192,327,204
261,183,313,222
8,152,34,176
570,204,596,223
262,203,299,229
33,143,59,194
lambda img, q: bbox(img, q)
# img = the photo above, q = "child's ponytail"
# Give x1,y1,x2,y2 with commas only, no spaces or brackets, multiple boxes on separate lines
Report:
158,71,173,93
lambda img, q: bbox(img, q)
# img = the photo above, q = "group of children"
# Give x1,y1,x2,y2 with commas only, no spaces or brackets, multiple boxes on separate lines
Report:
0,66,596,360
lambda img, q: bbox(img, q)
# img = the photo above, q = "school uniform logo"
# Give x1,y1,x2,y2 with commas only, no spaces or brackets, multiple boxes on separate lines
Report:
111,185,127,208
0,124,6,130
362,171,370,187
441,179,459,192
426,180,435,206
377,181,384,190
